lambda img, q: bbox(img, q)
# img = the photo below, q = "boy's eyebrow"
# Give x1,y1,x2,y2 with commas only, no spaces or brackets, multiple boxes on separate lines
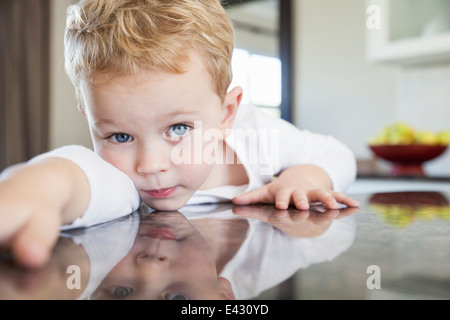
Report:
93,110,202,126
93,119,118,126
162,110,202,118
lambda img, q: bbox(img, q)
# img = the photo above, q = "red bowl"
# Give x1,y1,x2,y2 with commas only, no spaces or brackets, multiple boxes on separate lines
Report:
370,191,449,207
369,144,448,176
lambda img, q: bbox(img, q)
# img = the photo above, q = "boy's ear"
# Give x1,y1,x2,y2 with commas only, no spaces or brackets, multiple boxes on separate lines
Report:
220,86,243,136
78,103,86,116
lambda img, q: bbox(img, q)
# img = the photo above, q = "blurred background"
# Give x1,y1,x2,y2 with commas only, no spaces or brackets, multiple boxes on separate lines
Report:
1,0,450,177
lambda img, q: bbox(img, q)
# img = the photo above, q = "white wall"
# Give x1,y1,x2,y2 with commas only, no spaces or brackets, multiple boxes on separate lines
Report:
394,63,450,175
291,0,450,175
49,0,92,150
292,0,397,159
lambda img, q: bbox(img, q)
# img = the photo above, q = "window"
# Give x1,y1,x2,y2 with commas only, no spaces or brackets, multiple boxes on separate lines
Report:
230,48,282,118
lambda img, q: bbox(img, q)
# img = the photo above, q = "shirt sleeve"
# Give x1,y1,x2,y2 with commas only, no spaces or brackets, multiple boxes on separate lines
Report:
28,145,141,229
221,215,356,299
235,105,357,192
278,126,357,193
61,211,140,299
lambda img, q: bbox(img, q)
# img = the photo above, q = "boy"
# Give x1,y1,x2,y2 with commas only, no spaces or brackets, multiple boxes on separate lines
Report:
0,0,359,269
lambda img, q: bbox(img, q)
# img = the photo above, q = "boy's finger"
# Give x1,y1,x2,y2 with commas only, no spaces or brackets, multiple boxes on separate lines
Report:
12,212,60,269
232,186,271,205
308,189,340,209
292,190,309,210
275,190,292,210
331,192,360,207
0,211,28,245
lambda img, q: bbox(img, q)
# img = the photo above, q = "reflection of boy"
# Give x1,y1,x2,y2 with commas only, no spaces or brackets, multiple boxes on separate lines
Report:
0,212,139,300
0,0,358,269
62,213,140,300
77,205,356,300
90,210,235,300
183,205,357,299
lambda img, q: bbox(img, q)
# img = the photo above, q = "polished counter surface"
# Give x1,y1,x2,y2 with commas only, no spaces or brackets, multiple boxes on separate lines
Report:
1,188,450,300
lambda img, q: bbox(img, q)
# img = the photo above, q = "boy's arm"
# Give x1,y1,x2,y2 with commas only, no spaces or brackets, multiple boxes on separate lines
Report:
0,158,89,268
0,145,140,268
231,106,359,210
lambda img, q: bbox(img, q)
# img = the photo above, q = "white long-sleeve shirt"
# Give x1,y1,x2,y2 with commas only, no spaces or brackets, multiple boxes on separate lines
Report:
28,105,357,228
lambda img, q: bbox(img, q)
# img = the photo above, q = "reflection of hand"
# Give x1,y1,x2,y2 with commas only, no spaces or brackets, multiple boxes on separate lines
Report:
0,237,90,300
232,204,359,238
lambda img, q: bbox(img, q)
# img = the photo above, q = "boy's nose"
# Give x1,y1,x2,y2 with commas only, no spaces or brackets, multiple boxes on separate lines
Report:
137,253,168,263
136,144,171,175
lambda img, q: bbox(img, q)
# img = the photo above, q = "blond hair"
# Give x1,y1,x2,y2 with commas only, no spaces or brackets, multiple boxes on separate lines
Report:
65,0,234,102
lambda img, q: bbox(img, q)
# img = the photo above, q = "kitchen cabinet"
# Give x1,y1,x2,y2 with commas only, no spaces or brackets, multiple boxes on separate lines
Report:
366,0,450,65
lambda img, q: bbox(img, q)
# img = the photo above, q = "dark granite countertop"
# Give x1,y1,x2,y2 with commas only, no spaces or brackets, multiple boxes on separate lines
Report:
2,188,450,300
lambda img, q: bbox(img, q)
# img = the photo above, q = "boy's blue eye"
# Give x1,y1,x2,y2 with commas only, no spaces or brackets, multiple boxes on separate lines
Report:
110,286,133,299
168,124,190,137
165,293,187,300
112,133,132,143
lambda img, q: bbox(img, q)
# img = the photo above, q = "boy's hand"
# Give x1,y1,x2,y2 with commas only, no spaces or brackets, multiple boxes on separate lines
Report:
0,159,89,268
232,165,359,210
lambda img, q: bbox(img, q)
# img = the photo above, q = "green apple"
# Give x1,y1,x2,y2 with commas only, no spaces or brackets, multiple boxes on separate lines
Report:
438,131,450,146
393,122,415,143
368,123,447,146
414,131,439,145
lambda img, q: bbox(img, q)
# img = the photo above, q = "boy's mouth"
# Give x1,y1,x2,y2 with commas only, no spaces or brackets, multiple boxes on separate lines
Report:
144,186,178,199
140,228,179,240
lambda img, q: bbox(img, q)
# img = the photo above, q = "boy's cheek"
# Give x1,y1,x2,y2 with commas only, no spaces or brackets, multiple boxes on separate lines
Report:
97,149,130,174
180,163,214,188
